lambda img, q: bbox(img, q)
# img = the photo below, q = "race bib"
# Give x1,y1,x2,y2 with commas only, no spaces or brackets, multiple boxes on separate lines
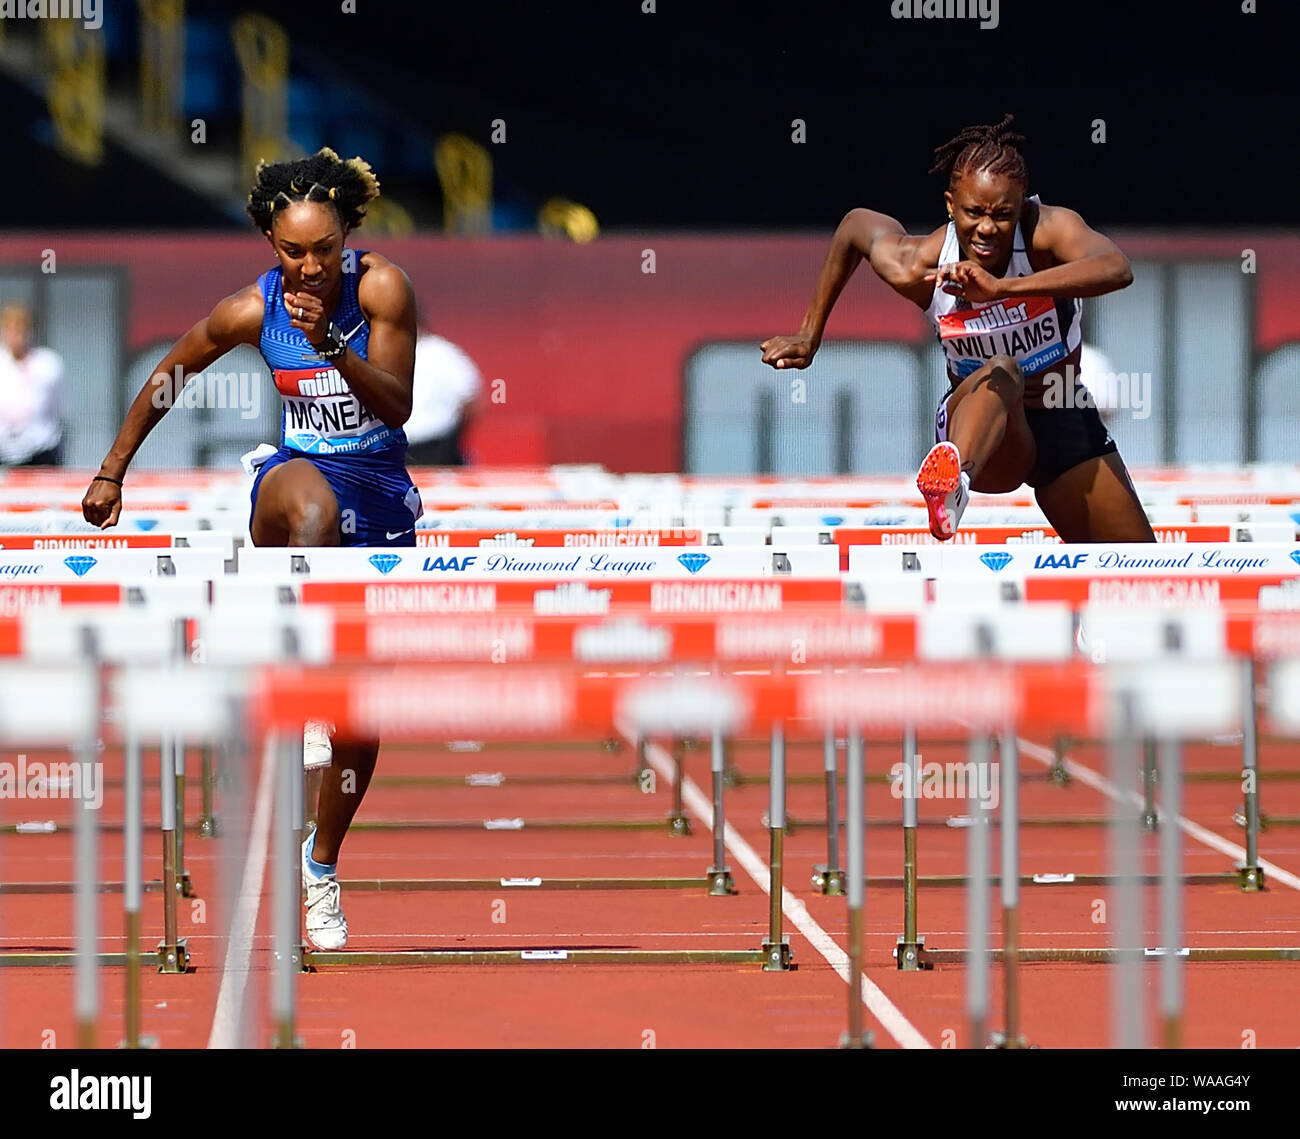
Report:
273,366,399,455
937,295,1065,379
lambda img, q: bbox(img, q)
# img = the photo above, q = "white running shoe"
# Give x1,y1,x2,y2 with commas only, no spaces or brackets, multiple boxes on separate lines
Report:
302,834,348,950
917,442,970,541
303,719,334,771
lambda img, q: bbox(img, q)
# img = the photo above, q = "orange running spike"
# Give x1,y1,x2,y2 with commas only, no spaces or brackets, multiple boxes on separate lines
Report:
916,442,967,541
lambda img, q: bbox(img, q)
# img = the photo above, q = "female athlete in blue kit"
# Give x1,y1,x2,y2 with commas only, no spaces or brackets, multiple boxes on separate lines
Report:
82,147,421,949
762,115,1155,544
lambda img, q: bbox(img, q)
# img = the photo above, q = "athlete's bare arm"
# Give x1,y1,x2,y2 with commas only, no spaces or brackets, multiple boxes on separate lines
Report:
930,203,1132,305
284,252,416,429
82,285,265,528
761,209,944,369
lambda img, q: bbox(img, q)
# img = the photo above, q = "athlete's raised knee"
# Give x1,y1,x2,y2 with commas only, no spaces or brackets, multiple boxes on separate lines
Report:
972,353,1024,401
286,497,339,545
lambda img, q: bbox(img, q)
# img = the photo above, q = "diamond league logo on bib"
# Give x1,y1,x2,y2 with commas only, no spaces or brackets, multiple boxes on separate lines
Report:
1290,550,1300,568
369,554,401,575
677,552,711,575
980,551,1012,572
64,556,97,577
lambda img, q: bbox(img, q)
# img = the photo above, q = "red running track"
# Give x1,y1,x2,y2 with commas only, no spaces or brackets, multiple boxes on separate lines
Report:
2,733,1299,1048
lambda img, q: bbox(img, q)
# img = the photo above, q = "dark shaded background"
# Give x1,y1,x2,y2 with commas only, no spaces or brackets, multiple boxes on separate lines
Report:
6,0,1297,232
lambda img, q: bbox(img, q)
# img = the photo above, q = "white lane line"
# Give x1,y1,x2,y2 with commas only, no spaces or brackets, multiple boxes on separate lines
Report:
1018,738,1300,892
207,739,276,1049
635,735,932,1049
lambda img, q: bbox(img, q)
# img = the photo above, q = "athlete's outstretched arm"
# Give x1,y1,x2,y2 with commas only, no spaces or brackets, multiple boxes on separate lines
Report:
761,208,925,369
285,258,416,429
931,206,1133,304
82,286,264,529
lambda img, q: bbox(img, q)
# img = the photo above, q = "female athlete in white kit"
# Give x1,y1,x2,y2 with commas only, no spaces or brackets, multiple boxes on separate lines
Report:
762,115,1155,543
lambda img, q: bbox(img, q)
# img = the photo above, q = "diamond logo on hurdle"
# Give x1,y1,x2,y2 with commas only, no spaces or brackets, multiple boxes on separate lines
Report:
1290,550,1300,568
63,556,97,577
980,551,1012,573
820,515,845,526
677,552,711,575
134,519,158,532
368,554,401,575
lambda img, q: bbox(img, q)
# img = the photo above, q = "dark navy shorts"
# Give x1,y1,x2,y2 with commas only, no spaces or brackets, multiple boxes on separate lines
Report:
934,390,1118,489
250,446,422,547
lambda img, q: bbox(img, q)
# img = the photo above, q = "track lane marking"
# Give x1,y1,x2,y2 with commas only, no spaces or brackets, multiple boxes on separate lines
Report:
632,733,932,1049
1018,738,1300,891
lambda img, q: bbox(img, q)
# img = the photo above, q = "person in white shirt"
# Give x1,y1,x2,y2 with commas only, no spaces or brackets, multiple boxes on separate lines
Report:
0,301,63,467
403,331,482,465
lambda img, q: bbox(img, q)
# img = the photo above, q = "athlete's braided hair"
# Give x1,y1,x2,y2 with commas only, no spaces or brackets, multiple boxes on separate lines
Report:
246,147,380,233
929,114,1028,189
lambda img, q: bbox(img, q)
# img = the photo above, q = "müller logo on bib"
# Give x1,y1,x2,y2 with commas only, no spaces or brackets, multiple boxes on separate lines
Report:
938,295,1063,377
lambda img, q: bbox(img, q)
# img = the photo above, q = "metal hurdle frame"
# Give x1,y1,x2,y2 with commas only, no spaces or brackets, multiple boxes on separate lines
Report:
0,662,158,1048
834,661,1300,1051
201,598,872,899
264,666,791,977
0,613,195,977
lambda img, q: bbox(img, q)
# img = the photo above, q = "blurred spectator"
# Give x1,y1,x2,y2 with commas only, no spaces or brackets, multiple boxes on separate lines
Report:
0,301,64,466
404,331,482,466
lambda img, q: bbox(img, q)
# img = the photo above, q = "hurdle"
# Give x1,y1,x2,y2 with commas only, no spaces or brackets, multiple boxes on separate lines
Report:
0,611,196,973
0,544,224,988
832,659,1300,1050
252,665,778,976
199,608,756,893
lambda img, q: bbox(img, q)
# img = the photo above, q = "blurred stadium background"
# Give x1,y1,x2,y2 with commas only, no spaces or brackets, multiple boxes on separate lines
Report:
1,0,1296,478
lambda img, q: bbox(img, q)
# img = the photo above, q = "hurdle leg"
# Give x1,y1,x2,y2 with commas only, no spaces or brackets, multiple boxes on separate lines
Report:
839,727,872,1048
198,743,219,837
1110,693,1145,1048
991,731,1027,1048
272,734,302,1047
965,735,993,1048
896,728,930,970
292,737,310,971
707,731,736,895
123,725,143,1048
156,735,188,973
1142,737,1159,831
761,723,793,971
667,738,691,836
175,732,192,897
75,738,99,1049
1238,660,1265,891
1049,736,1071,786
1158,738,1185,1049
812,730,845,895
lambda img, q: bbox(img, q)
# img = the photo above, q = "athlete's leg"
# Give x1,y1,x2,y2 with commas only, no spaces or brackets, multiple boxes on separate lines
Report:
943,354,1036,492
254,463,380,861
250,458,341,547
919,355,1037,538
1034,452,1156,543
308,739,379,865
